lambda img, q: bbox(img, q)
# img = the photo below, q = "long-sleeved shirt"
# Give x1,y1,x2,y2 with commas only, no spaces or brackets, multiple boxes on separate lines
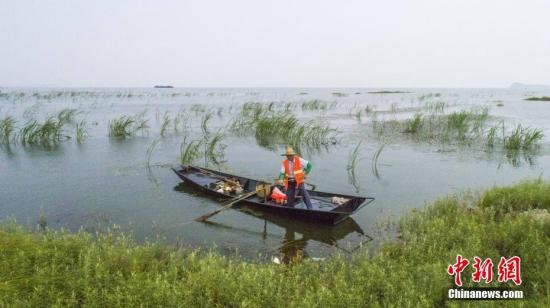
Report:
278,157,312,180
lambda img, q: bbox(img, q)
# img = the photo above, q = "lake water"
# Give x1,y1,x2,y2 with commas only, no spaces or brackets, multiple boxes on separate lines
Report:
1,87,549,260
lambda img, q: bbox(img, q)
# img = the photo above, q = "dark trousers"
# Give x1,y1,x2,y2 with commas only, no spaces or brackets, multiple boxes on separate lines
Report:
286,180,313,210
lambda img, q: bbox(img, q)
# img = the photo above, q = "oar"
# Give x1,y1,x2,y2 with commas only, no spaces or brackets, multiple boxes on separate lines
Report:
195,191,257,222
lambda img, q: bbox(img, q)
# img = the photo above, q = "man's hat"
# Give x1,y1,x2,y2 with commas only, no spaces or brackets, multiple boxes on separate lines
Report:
281,146,297,156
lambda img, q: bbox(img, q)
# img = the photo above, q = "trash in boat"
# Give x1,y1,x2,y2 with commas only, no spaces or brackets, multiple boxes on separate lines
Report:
213,178,243,195
331,196,350,205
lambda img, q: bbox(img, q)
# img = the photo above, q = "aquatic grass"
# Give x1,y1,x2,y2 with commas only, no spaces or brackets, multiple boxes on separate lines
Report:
486,124,499,148
425,101,446,113
0,116,17,145
301,99,333,111
18,117,69,146
179,137,202,165
1,180,549,306
173,111,189,133
56,108,79,125
504,125,544,151
231,110,338,152
346,141,362,192
403,113,423,134
347,141,361,172
160,112,171,137
108,114,149,138
524,96,550,101
201,112,213,135
371,144,385,179
75,120,88,143
204,131,226,166
374,108,492,144
146,138,160,168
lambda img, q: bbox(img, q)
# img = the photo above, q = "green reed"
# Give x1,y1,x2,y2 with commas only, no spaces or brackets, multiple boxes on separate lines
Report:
301,99,333,111
201,112,213,135
109,113,149,138
403,113,423,134
146,138,160,168
18,117,68,146
56,108,79,125
524,96,550,101
347,141,361,172
504,125,544,151
231,109,337,152
372,143,385,179
75,120,88,143
160,112,171,137
204,131,226,166
0,116,16,145
346,141,361,191
179,137,202,165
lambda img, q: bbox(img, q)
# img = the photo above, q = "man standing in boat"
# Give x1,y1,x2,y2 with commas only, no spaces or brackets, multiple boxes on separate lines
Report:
277,146,313,210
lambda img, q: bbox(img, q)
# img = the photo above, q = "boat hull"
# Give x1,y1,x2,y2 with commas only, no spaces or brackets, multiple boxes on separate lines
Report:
172,165,374,225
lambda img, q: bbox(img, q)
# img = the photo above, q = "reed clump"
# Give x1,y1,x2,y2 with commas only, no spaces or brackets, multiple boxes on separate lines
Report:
109,113,149,138
18,117,69,146
230,106,338,152
524,96,550,101
1,180,549,306
75,120,88,143
503,125,544,151
300,99,335,111
179,137,202,165
0,116,17,145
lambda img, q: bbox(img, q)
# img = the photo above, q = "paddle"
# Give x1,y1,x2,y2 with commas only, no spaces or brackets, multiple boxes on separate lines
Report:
195,190,257,222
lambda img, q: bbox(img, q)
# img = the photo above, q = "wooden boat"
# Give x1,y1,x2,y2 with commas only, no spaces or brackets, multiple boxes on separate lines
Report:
172,165,375,225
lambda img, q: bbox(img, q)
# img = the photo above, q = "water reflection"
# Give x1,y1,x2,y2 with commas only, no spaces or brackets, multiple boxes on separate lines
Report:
201,205,371,264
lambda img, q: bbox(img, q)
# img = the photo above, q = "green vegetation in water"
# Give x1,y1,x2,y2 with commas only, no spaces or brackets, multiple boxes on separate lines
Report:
108,113,149,138
372,108,544,165
19,118,68,146
56,108,79,125
300,99,335,111
0,116,16,145
230,104,338,153
503,124,544,151
371,143,385,179
204,131,227,166
424,101,446,113
201,112,213,135
160,111,171,137
75,120,88,144
524,96,550,101
146,138,160,168
347,141,361,192
368,90,410,94
403,113,424,134
179,137,202,165
1,179,549,306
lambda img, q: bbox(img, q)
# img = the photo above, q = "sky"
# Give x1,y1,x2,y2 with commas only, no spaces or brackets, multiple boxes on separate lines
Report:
1,0,549,88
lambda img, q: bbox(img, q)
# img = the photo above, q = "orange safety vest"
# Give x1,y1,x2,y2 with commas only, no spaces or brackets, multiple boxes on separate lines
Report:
283,156,305,189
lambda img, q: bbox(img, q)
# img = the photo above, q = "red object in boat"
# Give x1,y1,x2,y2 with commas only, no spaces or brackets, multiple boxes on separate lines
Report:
271,187,287,205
